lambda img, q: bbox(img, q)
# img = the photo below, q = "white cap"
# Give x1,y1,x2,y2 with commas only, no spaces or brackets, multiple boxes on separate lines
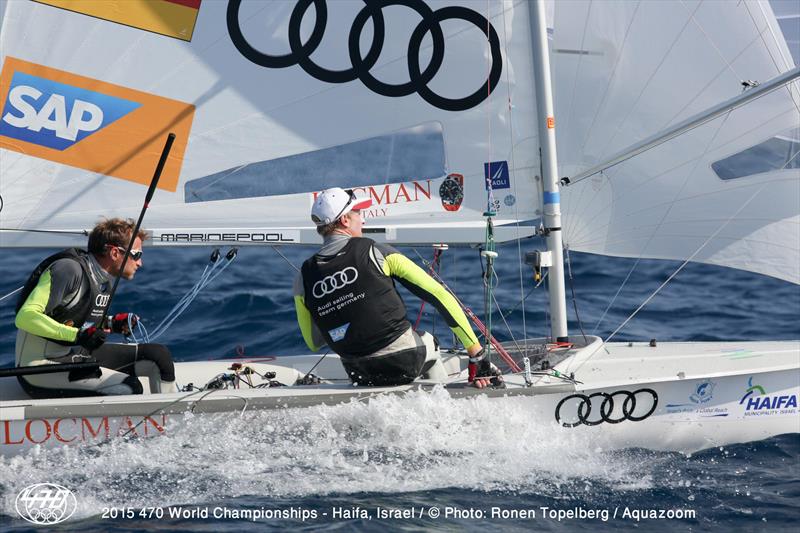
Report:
311,187,372,226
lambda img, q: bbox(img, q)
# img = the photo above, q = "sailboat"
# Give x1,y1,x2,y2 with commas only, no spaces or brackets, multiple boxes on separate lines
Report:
0,0,798,457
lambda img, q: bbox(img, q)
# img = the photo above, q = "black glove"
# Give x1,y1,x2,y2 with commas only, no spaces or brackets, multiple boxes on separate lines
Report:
108,312,138,335
468,348,505,388
476,358,502,379
75,325,107,351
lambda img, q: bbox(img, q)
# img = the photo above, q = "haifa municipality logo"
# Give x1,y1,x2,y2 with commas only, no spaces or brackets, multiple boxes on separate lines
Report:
15,483,77,524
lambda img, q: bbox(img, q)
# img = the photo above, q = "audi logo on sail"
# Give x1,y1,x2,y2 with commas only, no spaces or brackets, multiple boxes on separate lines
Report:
313,267,359,298
227,0,502,111
555,389,659,428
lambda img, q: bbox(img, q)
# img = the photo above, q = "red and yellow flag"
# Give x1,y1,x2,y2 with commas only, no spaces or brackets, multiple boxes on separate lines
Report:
34,0,202,41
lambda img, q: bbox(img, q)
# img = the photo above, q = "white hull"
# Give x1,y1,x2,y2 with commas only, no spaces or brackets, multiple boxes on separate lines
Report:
1,337,798,456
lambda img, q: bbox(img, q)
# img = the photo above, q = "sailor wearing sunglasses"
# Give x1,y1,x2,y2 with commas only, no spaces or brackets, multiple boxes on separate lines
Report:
14,218,175,398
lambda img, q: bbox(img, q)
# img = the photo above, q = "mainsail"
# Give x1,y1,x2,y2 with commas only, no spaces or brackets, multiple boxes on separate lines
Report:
552,0,800,284
1,0,798,284
0,0,541,247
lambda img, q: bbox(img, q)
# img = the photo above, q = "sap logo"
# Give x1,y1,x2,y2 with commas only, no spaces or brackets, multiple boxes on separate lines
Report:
328,323,350,342
0,71,140,151
484,160,511,190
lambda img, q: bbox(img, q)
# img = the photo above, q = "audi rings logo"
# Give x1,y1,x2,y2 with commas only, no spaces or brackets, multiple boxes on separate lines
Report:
95,294,110,307
15,483,78,525
555,389,658,428
227,0,502,111
312,267,359,298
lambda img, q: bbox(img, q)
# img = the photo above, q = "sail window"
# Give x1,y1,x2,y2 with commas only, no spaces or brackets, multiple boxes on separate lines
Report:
711,128,800,180
184,123,445,202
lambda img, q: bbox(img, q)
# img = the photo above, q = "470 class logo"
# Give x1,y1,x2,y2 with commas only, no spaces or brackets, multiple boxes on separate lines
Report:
0,57,194,191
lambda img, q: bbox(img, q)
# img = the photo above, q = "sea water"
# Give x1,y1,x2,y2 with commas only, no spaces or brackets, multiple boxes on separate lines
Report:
0,244,798,531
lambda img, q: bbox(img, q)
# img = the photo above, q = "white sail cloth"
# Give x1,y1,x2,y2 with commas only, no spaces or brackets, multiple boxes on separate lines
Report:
553,0,800,284
0,0,540,248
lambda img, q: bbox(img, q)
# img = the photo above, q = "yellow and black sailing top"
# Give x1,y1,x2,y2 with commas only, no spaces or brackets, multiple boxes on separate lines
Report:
293,235,479,357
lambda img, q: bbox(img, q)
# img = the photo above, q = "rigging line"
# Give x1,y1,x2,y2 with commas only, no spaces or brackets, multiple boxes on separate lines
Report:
576,1,642,154
564,0,595,139
113,388,212,441
270,246,300,273
501,270,548,321
591,257,640,334
565,101,789,247
747,0,800,113
0,286,23,303
564,246,589,344
566,103,793,204
0,227,89,235
500,1,528,349
411,248,521,372
490,290,525,356
597,1,703,158
661,18,768,130
586,108,733,336
680,0,743,81
569,180,768,378
302,350,331,383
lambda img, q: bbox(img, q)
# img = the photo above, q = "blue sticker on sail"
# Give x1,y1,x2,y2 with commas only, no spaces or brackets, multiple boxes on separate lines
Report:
484,161,510,190
0,71,141,151
329,323,350,342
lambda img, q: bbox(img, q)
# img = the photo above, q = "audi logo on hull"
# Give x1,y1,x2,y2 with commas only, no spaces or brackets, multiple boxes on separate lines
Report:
227,0,503,112
312,267,359,298
555,389,659,428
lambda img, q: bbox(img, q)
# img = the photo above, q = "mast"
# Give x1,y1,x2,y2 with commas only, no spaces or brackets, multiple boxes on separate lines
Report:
528,0,568,342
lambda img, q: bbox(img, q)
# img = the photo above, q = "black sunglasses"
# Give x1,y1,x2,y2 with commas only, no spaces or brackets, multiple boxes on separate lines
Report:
332,189,357,221
109,245,143,261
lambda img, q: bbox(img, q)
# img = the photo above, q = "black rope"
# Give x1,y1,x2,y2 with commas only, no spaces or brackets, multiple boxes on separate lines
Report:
565,247,589,344
0,227,89,235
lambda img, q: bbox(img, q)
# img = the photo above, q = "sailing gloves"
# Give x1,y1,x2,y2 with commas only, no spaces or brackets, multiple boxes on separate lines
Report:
75,325,107,351
468,347,505,387
108,312,138,335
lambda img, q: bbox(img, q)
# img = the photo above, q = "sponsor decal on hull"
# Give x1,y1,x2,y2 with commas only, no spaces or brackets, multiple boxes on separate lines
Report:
2,415,168,447
0,57,194,192
665,379,729,418
35,0,202,41
555,388,658,427
739,376,798,417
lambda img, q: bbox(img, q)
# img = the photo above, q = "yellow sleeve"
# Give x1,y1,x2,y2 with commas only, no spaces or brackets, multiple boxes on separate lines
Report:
294,295,325,352
15,270,79,343
383,253,480,349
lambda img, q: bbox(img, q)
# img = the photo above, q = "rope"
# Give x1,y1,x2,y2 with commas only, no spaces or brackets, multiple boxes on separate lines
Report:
270,246,300,273
130,248,238,343
499,0,528,353
588,109,733,335
567,181,769,377
413,248,442,331
564,246,589,344
0,286,23,303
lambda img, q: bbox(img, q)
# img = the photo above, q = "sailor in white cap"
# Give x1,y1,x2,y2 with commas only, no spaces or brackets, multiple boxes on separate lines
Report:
293,187,497,387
